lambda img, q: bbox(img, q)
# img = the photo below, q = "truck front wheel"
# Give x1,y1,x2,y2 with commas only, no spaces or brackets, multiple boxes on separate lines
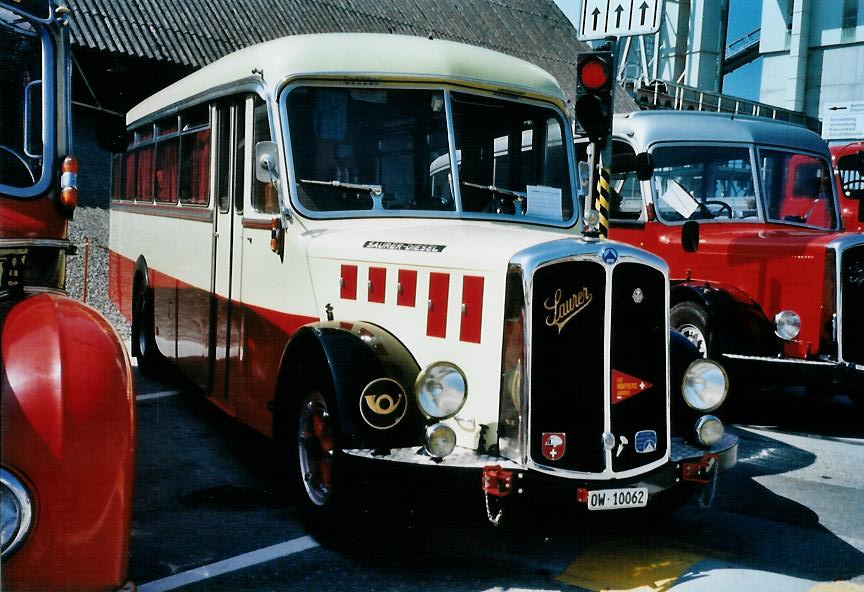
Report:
671,301,710,358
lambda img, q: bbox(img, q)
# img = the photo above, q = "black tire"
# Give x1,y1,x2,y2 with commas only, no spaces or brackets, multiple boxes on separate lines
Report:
131,274,161,376
670,301,710,358
285,369,348,540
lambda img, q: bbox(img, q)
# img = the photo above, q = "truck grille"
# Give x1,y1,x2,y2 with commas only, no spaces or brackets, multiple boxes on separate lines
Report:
528,258,668,475
841,245,864,365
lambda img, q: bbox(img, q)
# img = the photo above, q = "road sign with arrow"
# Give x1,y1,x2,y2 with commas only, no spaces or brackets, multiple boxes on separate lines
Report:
822,101,864,141
577,0,664,41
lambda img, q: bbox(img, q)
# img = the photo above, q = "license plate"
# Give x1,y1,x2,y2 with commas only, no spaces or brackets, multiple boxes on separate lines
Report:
586,487,648,510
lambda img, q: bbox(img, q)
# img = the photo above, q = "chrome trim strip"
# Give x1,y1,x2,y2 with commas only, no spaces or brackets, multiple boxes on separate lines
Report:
0,239,70,249
0,468,33,558
721,353,862,372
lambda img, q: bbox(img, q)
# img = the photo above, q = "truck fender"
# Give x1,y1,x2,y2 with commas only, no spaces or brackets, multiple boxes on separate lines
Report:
273,321,423,450
670,281,778,357
0,293,135,589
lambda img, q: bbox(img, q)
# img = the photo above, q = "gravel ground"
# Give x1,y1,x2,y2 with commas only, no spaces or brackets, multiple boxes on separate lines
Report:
66,206,132,341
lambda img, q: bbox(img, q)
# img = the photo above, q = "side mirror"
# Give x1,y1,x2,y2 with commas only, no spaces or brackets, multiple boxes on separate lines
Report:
24,80,42,158
255,141,279,183
682,220,700,252
634,152,654,181
577,160,591,191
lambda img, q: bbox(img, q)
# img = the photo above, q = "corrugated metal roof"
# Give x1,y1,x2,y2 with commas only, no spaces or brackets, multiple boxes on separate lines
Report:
67,0,638,112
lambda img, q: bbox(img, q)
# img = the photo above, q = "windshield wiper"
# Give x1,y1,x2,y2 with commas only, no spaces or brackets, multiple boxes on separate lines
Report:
299,178,383,196
299,178,384,209
461,180,526,201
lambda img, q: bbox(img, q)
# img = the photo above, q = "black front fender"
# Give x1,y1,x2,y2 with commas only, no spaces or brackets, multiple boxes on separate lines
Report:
671,281,778,357
274,321,423,450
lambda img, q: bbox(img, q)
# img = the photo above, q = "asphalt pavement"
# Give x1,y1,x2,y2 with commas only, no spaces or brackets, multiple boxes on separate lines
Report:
129,364,864,591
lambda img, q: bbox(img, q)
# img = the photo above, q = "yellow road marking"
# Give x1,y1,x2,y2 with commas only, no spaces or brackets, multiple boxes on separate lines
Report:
555,541,704,592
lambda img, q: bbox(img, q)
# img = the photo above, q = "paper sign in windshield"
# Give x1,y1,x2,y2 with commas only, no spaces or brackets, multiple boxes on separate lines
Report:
527,185,563,220
659,180,698,219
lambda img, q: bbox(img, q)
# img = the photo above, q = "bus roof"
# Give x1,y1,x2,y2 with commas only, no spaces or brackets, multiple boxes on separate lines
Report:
127,33,566,125
613,111,829,155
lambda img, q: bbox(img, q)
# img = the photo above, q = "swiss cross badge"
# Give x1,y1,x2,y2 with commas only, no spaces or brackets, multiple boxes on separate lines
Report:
541,432,566,461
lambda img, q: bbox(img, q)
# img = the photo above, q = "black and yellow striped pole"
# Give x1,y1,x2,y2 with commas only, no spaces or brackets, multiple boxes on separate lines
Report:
594,164,611,238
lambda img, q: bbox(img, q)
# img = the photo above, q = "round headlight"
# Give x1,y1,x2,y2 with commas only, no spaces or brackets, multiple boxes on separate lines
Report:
682,359,728,411
425,423,457,458
695,415,725,447
1,469,33,558
774,310,801,341
415,362,467,419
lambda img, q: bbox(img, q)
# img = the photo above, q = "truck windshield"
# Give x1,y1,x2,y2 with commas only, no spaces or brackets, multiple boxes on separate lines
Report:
0,8,50,194
651,144,838,230
284,86,575,224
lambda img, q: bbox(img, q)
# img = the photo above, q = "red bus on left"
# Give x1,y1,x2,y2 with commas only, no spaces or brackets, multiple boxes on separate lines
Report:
1,1,136,590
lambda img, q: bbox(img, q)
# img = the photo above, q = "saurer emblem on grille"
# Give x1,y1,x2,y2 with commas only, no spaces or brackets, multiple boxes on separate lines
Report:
544,288,593,334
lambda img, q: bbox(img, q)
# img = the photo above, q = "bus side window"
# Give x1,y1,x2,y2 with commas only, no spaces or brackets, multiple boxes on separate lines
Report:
123,133,136,200
135,125,155,203
155,115,179,204
111,153,124,201
179,104,211,206
251,96,278,214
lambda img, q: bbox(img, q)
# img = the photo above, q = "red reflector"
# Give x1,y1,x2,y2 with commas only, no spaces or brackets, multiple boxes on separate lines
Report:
60,187,78,208
62,155,79,174
577,488,589,503
580,60,609,90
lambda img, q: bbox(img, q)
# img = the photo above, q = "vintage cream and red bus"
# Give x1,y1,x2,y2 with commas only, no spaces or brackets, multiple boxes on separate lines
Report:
830,141,864,232
0,1,135,589
109,33,736,526
602,111,864,402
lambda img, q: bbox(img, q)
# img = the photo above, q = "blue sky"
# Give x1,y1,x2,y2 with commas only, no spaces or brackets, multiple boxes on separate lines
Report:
552,0,763,100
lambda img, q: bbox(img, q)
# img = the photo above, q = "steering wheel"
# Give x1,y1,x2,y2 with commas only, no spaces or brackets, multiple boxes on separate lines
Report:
703,200,733,219
0,145,36,185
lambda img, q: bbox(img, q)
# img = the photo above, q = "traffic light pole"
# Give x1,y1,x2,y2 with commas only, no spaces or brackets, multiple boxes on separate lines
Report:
590,39,616,239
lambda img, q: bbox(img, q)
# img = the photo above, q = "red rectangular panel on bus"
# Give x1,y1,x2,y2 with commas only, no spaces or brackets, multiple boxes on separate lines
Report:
460,275,484,343
397,269,417,307
341,264,358,300
368,267,386,303
427,272,450,338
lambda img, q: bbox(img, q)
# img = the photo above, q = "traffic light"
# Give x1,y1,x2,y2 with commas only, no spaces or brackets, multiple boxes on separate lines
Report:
574,51,614,149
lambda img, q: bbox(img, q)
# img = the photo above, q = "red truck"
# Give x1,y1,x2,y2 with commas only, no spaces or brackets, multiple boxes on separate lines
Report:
596,111,863,403
1,1,135,589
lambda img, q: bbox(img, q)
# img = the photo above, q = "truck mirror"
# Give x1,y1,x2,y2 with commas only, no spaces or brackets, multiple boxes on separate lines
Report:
682,220,700,252
255,141,279,183
635,152,654,181
577,160,591,191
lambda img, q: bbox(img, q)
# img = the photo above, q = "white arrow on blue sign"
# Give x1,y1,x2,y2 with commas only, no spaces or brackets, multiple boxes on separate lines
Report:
577,0,664,41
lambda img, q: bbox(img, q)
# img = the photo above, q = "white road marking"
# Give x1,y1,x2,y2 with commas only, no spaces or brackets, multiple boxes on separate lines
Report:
136,390,182,402
137,536,320,592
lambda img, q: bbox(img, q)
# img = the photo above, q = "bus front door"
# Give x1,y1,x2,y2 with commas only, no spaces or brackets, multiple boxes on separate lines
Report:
210,99,246,413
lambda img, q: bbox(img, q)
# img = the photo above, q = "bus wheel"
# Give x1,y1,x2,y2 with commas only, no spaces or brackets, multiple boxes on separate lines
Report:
289,376,345,536
132,277,160,375
671,301,710,357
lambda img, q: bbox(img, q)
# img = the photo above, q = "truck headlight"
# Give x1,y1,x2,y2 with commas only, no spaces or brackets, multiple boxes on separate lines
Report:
774,310,801,341
695,415,725,446
415,362,467,419
1,469,33,558
682,359,728,411
425,423,457,458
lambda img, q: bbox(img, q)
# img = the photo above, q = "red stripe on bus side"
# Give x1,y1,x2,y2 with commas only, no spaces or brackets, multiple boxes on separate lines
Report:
427,272,449,338
397,269,417,307
460,275,484,344
368,267,386,303
340,264,358,300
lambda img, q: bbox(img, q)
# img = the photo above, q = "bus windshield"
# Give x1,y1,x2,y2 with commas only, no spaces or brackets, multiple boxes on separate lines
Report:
650,144,838,230
284,86,574,224
0,7,50,194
